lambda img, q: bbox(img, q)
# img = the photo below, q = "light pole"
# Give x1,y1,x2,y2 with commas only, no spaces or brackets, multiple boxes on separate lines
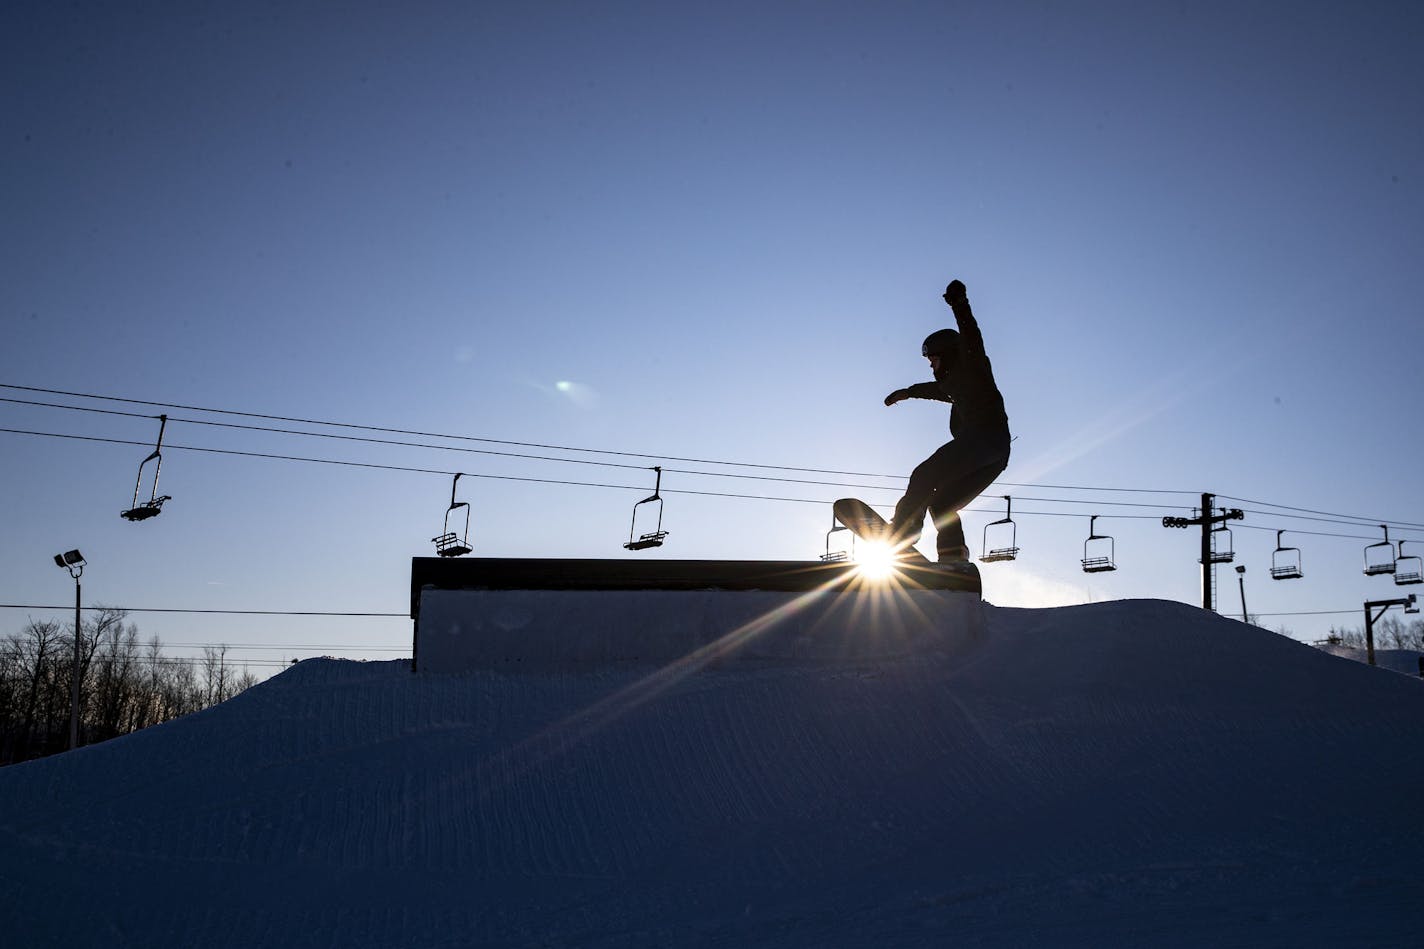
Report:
52,549,86,750
1235,564,1248,624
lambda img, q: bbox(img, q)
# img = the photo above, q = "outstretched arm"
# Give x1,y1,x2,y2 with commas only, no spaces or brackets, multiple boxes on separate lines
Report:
943,279,986,356
885,382,951,406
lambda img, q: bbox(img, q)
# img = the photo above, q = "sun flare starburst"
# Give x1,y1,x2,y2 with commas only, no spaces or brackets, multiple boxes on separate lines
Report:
854,540,900,580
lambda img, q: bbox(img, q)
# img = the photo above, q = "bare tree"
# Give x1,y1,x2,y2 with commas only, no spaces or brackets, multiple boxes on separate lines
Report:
202,645,230,706
0,613,262,766
10,620,64,759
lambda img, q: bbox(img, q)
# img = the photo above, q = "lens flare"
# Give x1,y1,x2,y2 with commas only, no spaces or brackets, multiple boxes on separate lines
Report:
855,540,899,580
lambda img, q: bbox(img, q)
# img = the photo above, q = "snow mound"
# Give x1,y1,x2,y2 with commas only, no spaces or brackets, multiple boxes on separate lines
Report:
1318,642,1424,678
1,598,1421,948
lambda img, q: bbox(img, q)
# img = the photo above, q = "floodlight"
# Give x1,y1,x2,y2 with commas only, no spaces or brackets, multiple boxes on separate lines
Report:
52,548,87,749
1407,594,1419,615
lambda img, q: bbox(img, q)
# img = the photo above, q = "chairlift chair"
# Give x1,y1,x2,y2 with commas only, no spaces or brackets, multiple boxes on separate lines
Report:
1394,540,1422,586
624,466,669,551
1363,525,1397,576
431,473,473,557
1191,507,1236,564
120,414,173,521
821,508,854,563
1204,519,1235,564
1269,530,1304,580
979,495,1020,563
1081,515,1117,573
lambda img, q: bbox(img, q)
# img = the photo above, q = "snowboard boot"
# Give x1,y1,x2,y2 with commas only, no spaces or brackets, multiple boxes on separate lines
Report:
885,520,931,564
897,545,933,566
938,545,970,564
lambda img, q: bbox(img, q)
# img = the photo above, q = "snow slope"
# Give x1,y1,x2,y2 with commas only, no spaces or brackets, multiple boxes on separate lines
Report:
1318,643,1424,679
1,598,1421,948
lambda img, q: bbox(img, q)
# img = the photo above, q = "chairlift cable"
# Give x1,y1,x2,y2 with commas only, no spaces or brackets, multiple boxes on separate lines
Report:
0,426,1199,517
11,385,1419,527
0,603,405,616
0,399,1224,502
1005,495,1185,513
1,599,1373,623
1234,522,1422,544
0,427,1148,509
1252,609,1371,617
0,383,911,480
0,427,882,504
3,405,1419,531
1231,506,1424,533
0,383,1204,495
1219,494,1424,531
164,643,411,650
3,396,903,489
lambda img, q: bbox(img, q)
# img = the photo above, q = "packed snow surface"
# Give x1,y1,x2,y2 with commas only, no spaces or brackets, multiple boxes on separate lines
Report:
2,598,1422,948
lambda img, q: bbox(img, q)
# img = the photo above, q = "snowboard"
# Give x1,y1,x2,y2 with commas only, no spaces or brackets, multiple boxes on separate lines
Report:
833,497,982,589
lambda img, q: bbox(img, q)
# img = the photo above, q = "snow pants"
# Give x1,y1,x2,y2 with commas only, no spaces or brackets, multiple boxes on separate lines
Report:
890,429,1011,561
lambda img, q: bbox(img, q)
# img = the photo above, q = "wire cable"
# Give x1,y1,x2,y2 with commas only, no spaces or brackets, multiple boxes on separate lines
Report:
1235,522,1423,544
1252,610,1372,617
4,600,1382,627
0,427,1182,514
0,396,912,492
1,382,1209,496
1219,493,1424,531
0,424,1230,521
3,394,1214,500
0,427,885,505
0,383,911,479
5,387,1419,533
0,603,405,616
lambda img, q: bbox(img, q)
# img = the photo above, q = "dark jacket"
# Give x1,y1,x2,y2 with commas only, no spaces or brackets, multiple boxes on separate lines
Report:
904,297,1009,441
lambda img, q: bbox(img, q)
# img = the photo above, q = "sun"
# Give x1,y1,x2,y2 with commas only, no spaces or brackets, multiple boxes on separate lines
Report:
854,540,900,580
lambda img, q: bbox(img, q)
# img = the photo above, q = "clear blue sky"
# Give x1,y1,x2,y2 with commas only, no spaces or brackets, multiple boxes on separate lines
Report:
5,1,1422,674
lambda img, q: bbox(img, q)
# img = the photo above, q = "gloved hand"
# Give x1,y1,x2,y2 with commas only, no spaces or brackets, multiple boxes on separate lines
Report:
942,280,967,306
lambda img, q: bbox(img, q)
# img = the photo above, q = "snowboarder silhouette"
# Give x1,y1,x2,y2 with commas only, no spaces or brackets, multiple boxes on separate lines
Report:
881,279,1011,562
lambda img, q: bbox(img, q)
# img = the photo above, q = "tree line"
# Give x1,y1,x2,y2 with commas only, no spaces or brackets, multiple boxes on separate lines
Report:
0,608,257,766
4,607,1415,768
1321,615,1424,651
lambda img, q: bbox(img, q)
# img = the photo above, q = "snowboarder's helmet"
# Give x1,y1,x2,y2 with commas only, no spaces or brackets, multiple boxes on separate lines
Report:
922,328,960,358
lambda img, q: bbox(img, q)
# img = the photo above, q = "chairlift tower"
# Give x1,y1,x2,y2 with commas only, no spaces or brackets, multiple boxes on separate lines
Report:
1362,593,1419,666
1162,492,1244,611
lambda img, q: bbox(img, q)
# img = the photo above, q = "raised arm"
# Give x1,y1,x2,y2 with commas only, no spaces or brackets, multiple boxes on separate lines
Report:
942,279,985,356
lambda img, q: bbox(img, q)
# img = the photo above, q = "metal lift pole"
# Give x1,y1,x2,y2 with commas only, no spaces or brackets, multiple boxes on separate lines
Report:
1363,594,1418,667
1162,493,1244,611
1200,492,1214,611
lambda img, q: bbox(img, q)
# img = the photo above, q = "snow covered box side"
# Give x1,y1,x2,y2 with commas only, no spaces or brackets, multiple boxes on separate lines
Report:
410,558,983,672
